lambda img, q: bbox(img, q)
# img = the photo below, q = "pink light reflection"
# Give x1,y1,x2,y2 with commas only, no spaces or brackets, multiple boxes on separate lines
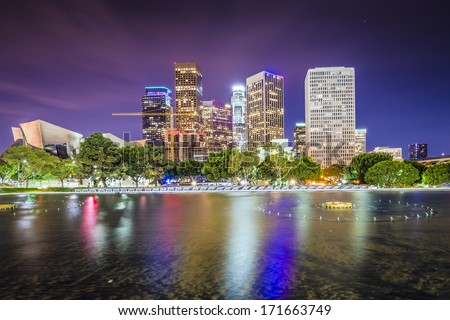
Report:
81,196,98,255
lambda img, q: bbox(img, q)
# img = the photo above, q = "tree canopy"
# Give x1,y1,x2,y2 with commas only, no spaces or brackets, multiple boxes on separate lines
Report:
202,151,231,182
365,160,419,187
176,160,204,182
2,146,58,187
321,164,345,184
349,152,393,183
422,163,450,185
76,132,121,187
403,160,427,183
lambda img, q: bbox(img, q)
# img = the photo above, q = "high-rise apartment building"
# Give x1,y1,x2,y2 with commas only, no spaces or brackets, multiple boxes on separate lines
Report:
174,62,203,133
408,143,428,160
305,66,356,167
293,122,306,157
355,128,367,155
200,100,233,151
142,87,172,146
231,85,248,151
246,71,284,150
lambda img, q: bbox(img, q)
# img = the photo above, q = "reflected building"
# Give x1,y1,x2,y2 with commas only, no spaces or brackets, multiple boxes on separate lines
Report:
246,71,284,150
305,66,356,167
142,86,172,146
231,85,248,151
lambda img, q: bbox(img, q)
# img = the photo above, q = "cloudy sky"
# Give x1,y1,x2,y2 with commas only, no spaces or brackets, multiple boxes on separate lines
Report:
1,0,450,157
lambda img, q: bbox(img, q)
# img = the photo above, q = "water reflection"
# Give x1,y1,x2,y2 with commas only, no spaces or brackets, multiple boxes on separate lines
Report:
255,215,297,299
81,195,102,257
224,195,260,298
0,191,449,299
175,194,228,299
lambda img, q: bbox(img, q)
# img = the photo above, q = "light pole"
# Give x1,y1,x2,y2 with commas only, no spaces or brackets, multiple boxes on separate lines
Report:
17,162,20,187
22,160,27,187
17,160,27,187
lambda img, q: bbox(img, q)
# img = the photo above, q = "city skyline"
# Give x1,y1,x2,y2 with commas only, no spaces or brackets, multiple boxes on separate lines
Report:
1,0,450,158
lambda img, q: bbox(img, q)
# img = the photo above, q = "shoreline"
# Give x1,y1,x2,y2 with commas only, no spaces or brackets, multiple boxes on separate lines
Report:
1,186,449,196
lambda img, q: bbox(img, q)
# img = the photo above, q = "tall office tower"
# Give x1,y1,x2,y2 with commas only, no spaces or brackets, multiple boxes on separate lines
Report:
408,143,428,160
200,100,233,151
231,85,248,151
174,62,203,133
293,122,306,157
305,66,356,167
355,128,367,155
246,71,284,150
142,87,172,146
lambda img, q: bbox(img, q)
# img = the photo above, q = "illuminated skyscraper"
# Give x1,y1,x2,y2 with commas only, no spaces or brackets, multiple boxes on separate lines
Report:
231,85,248,151
355,128,367,155
142,86,172,146
408,143,427,160
305,66,356,167
293,122,306,157
174,62,203,133
200,100,232,151
246,71,284,150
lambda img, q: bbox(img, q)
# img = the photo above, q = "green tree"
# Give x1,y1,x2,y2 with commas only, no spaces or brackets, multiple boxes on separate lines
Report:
30,148,59,179
404,160,427,183
254,157,277,183
422,163,450,185
228,150,260,184
349,152,393,183
2,146,35,187
365,160,419,187
121,146,146,187
50,158,77,187
321,165,344,184
253,147,298,185
176,160,204,182
76,133,121,187
202,151,231,182
144,146,173,186
3,146,57,187
343,166,356,181
0,162,16,184
270,152,298,184
145,157,174,186
286,156,321,183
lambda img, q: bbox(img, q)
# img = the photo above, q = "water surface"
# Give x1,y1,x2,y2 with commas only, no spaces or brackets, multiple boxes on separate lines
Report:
0,190,449,299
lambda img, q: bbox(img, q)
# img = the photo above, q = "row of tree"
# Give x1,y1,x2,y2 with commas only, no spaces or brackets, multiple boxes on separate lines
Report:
1,132,449,188
0,133,321,187
346,152,450,187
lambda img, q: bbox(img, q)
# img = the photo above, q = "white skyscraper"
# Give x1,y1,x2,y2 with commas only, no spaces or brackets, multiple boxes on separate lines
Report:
231,85,248,151
305,66,356,167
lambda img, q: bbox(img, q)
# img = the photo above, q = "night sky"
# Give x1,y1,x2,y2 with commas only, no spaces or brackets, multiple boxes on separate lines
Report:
1,0,450,158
